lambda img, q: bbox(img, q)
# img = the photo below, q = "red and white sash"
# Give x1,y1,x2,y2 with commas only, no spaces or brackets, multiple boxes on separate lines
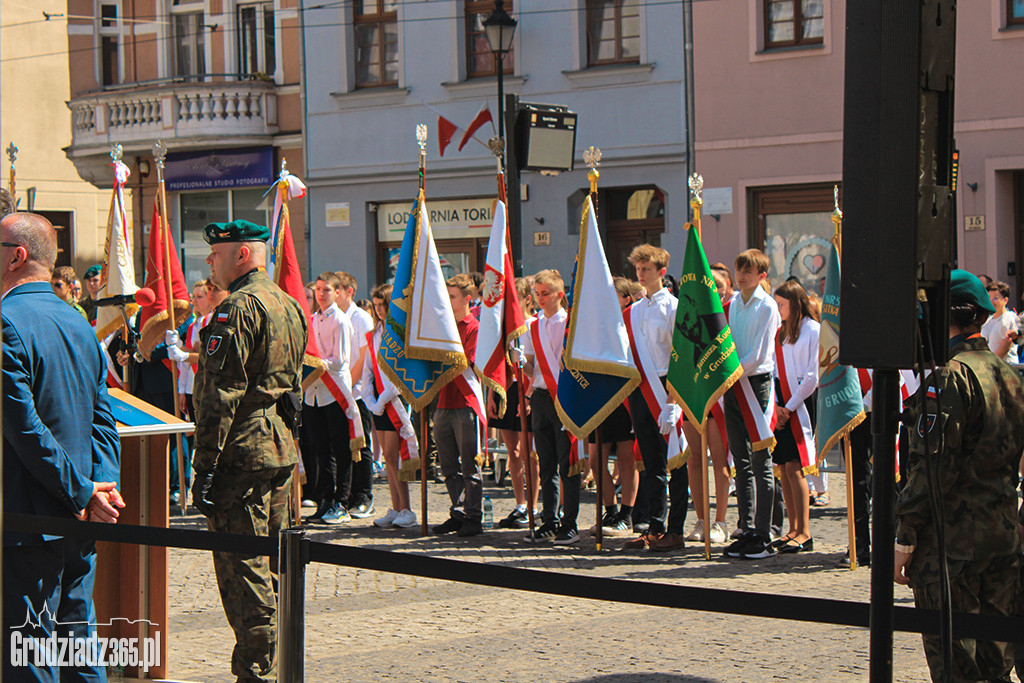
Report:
99,329,124,389
311,321,366,458
774,338,816,474
622,307,686,469
529,317,584,475
368,330,420,477
731,374,777,452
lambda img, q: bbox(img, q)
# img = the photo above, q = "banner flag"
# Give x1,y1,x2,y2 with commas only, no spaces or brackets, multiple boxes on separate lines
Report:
815,240,866,456
137,192,191,358
95,160,139,340
378,190,468,411
667,225,743,430
555,196,640,439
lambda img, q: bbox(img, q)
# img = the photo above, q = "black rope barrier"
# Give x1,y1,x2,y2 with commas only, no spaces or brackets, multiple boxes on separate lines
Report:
6,513,1023,644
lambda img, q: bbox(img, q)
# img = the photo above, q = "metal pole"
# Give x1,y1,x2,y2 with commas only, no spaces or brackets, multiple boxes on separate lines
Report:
504,93,522,275
682,0,696,223
869,368,898,682
278,528,306,683
496,50,505,152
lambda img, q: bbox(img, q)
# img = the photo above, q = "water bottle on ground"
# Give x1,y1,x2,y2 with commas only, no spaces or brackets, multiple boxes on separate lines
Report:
482,495,493,528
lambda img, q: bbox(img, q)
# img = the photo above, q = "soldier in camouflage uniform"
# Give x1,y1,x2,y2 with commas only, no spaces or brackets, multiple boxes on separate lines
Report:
191,219,307,683
894,269,1024,683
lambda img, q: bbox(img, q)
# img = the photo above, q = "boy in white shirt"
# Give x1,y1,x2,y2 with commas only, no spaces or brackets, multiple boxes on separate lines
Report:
722,249,782,559
304,271,356,525
336,271,376,518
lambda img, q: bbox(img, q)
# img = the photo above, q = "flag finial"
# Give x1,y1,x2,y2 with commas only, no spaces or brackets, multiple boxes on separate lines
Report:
109,143,122,164
416,124,427,190
6,142,17,168
584,146,601,195
831,184,842,250
152,140,167,172
688,172,704,241
280,157,288,178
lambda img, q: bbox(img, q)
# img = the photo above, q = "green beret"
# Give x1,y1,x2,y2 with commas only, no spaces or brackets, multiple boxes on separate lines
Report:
949,269,995,314
83,264,102,279
203,219,271,245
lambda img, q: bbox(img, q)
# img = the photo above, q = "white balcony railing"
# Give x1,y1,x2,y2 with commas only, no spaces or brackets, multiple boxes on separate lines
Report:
67,81,278,151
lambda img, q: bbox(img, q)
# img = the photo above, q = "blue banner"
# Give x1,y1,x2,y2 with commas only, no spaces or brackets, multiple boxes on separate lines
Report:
165,146,274,191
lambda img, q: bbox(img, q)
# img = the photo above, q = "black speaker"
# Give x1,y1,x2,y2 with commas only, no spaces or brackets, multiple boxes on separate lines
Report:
840,0,956,368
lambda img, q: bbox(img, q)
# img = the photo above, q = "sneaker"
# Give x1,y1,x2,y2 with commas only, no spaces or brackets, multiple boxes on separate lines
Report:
322,503,351,525
685,519,705,542
393,509,418,528
524,521,557,544
300,499,317,508
724,530,756,558
373,508,399,528
349,502,375,519
553,526,580,545
633,521,650,534
432,517,463,535
602,513,633,537
498,508,529,529
457,519,483,537
738,536,776,560
730,527,745,539
649,532,686,552
708,521,728,544
170,491,181,506
623,530,658,550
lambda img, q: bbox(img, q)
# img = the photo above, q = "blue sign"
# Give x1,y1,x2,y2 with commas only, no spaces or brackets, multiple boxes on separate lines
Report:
165,146,274,191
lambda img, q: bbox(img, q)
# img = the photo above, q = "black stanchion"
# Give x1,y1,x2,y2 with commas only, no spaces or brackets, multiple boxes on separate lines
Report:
277,528,307,683
869,368,899,681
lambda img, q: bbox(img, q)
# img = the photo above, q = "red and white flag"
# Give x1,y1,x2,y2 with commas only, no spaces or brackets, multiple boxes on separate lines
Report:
438,114,459,157
95,160,139,341
137,192,191,358
473,199,527,415
458,101,493,151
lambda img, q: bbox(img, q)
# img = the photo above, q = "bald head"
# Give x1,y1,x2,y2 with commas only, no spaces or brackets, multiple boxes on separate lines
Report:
2,212,58,270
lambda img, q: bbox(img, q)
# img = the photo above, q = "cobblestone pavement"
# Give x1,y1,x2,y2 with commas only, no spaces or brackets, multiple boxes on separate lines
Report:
165,471,943,682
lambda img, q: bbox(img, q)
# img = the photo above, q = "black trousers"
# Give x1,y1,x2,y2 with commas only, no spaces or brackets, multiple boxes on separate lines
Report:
628,385,668,535
849,416,873,560
303,401,353,507
532,389,579,527
348,400,374,507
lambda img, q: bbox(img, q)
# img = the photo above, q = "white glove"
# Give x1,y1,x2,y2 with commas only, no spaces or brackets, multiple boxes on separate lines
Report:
399,424,416,441
364,396,385,416
167,345,190,363
510,346,526,367
165,330,180,347
659,403,682,435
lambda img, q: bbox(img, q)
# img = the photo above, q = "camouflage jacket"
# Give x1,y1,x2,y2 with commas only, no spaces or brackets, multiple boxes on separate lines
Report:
895,335,1024,585
193,268,307,472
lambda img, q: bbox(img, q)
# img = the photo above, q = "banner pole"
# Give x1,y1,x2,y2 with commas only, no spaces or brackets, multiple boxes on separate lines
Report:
515,362,535,533
420,409,429,537
701,428,711,560
843,437,858,570
595,430,604,552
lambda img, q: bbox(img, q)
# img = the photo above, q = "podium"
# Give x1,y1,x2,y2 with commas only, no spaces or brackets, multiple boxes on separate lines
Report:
93,389,193,680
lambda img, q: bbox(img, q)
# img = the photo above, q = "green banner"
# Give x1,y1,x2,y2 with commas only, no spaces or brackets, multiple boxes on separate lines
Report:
815,240,866,455
667,227,742,429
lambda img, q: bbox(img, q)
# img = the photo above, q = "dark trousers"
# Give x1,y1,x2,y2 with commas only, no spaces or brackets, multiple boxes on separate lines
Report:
349,400,374,507
532,389,579,527
434,407,483,521
666,464,690,535
3,537,105,682
628,386,668,534
848,416,873,559
724,373,775,539
303,400,352,507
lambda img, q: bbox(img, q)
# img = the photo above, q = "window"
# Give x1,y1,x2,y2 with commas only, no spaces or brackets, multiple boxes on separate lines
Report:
238,2,276,77
1010,0,1024,26
172,7,206,80
99,3,120,86
586,0,640,67
180,189,268,284
465,1,514,79
354,0,398,88
752,184,838,296
764,0,824,49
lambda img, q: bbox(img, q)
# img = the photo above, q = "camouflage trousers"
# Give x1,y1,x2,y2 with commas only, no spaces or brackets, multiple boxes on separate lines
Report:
207,464,293,683
911,552,1019,683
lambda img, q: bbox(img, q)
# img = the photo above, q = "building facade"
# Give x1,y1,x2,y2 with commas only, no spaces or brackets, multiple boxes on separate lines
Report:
2,0,127,276
302,1,691,290
63,0,307,285
693,0,1024,297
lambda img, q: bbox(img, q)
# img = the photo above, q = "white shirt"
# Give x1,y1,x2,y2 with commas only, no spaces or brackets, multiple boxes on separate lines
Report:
521,309,566,391
774,317,820,412
177,312,211,395
340,299,374,397
305,302,353,407
730,285,781,376
981,310,1018,361
628,287,678,376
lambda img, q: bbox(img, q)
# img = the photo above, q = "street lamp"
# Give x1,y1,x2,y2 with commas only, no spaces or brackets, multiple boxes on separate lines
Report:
483,0,517,149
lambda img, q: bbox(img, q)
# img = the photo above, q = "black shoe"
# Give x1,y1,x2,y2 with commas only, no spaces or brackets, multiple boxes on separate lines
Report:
738,535,776,560
305,501,329,523
349,502,375,519
525,520,558,544
553,525,580,545
600,509,617,527
432,517,463,535
778,538,814,554
633,521,650,534
498,508,529,529
723,530,756,558
837,553,871,569
457,519,483,537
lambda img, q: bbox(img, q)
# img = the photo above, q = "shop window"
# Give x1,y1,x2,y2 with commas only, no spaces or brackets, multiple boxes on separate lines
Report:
179,189,268,284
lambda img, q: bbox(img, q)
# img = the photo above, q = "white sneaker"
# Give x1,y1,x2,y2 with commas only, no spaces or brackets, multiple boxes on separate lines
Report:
685,519,705,542
374,508,399,528
709,521,728,544
393,509,418,528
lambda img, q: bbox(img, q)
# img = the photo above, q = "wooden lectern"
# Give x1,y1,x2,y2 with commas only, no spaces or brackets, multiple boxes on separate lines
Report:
93,389,193,681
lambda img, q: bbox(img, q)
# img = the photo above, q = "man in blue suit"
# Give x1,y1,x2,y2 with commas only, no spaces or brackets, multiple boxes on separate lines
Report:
2,212,124,682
